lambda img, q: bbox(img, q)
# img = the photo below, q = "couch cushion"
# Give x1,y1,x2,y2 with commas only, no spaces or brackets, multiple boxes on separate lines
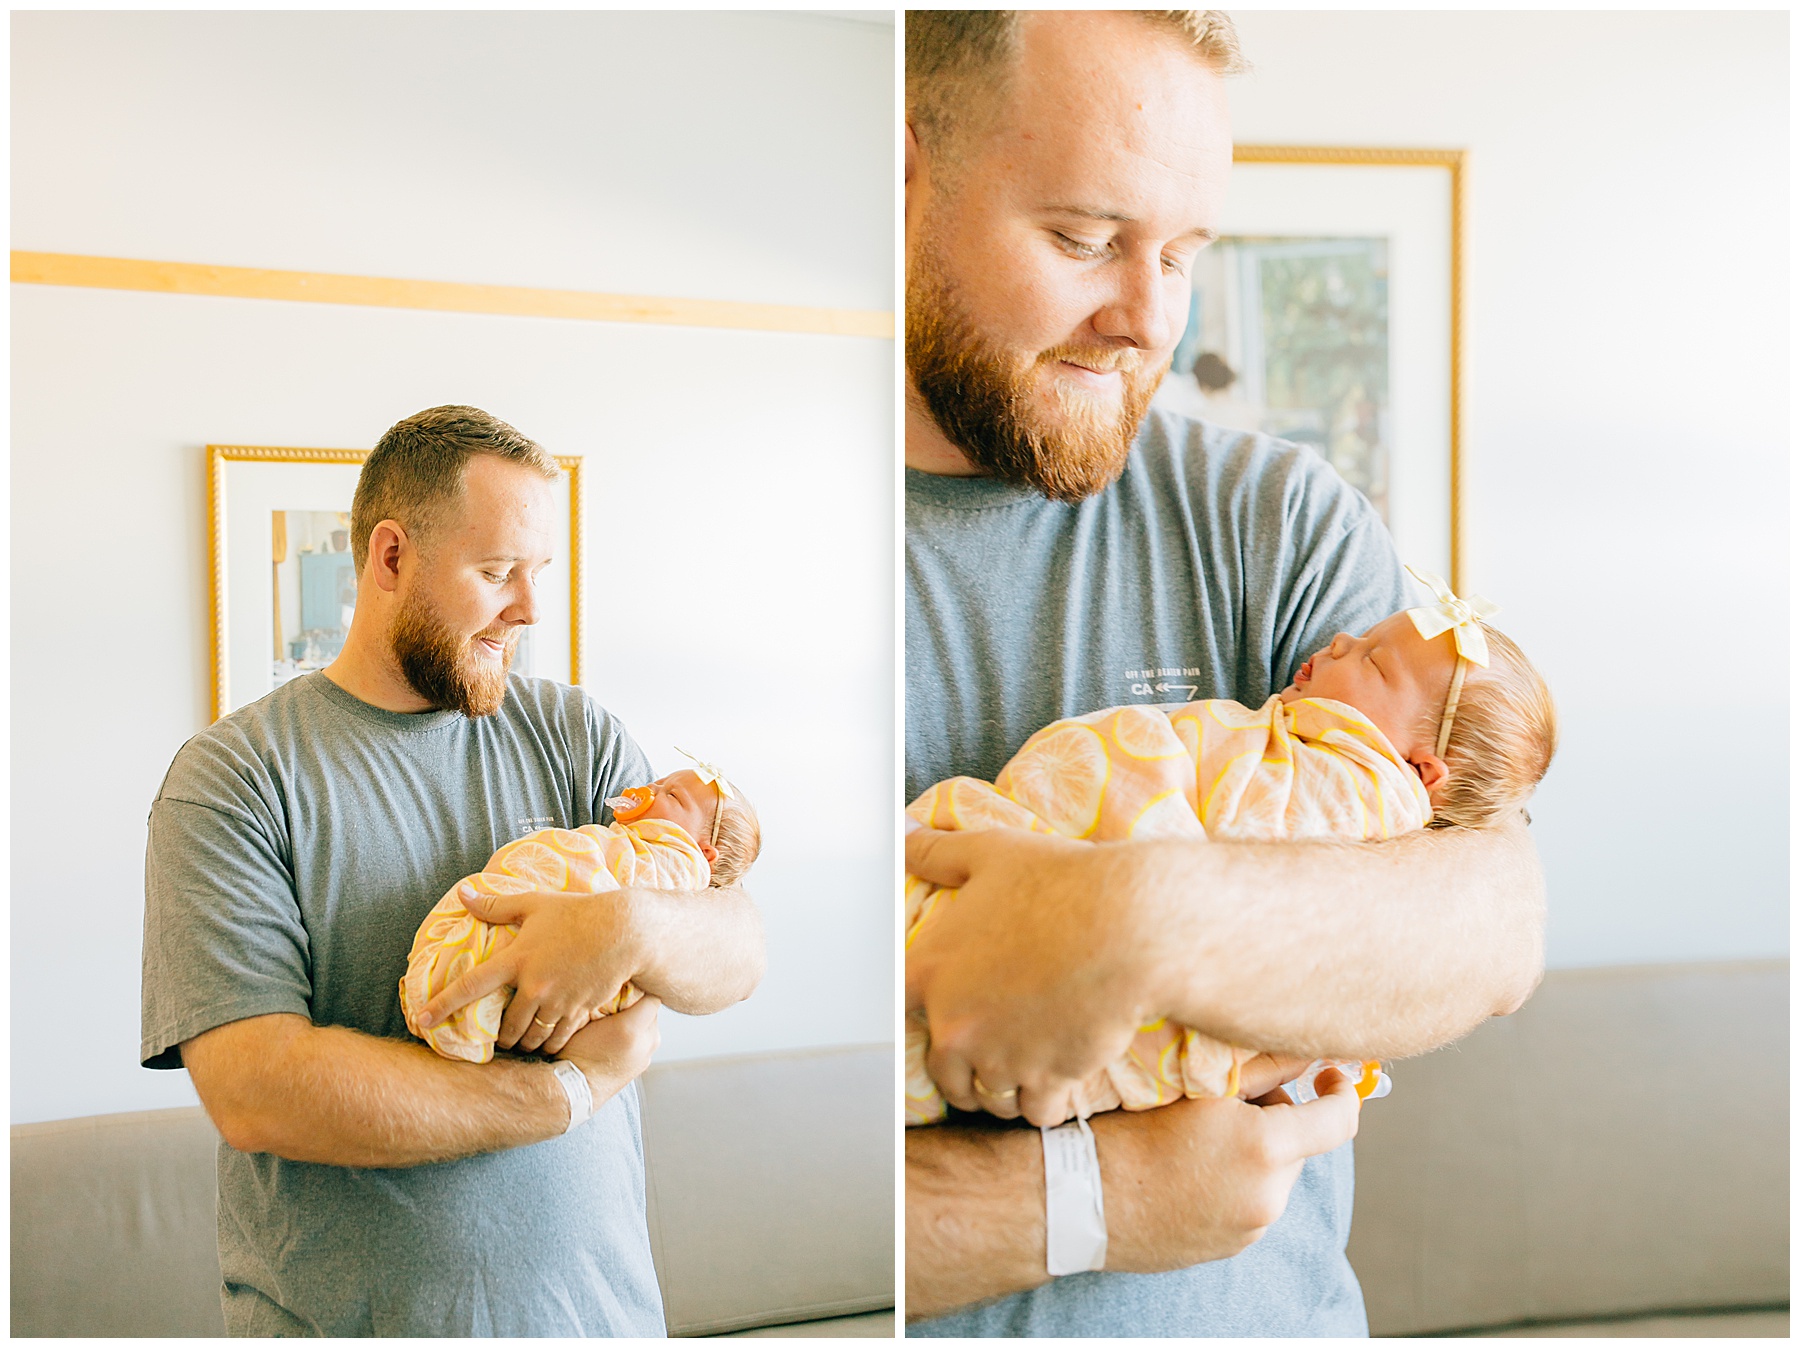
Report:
11,1043,895,1338
11,1107,227,1337
641,1043,894,1336
1348,960,1788,1335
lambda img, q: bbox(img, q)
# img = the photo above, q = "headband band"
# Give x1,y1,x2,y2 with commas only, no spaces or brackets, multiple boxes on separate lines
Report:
1404,565,1499,762
675,746,734,853
1436,658,1469,759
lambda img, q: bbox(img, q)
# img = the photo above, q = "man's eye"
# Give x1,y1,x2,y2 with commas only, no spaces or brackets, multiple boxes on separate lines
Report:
1053,232,1108,260
485,572,509,584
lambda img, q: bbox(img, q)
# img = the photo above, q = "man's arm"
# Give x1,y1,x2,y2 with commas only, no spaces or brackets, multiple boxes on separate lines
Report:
907,817,1543,1109
907,1066,1363,1321
181,994,661,1168
415,884,765,1047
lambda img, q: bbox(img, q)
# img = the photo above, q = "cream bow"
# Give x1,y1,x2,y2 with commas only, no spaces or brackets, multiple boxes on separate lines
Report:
674,746,736,800
1405,565,1499,668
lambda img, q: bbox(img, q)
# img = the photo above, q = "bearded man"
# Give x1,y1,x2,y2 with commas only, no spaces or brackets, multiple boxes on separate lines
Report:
903,11,1543,1335
140,406,764,1336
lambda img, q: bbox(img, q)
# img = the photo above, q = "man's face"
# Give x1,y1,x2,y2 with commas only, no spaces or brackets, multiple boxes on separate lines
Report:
390,455,556,717
906,12,1234,501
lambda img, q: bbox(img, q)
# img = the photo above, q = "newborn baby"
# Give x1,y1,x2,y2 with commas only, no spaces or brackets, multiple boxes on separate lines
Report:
402,756,760,1063
905,570,1557,1125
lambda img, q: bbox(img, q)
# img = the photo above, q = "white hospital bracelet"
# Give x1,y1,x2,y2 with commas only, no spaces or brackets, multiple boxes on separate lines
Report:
1042,1116,1107,1275
550,1060,595,1134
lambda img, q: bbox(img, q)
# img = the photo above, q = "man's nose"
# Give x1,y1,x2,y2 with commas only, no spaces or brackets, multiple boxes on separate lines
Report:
504,576,541,627
1091,253,1178,352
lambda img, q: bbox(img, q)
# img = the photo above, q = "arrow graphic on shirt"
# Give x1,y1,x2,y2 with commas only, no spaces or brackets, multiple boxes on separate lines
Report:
1154,683,1198,699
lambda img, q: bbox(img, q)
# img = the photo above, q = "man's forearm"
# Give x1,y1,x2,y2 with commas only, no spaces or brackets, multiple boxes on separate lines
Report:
1131,816,1545,1058
630,884,765,1015
907,1120,1049,1320
184,1014,572,1168
906,1074,1358,1322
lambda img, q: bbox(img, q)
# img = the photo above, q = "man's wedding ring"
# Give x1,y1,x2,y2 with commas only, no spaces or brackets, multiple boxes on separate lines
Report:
533,1016,557,1030
972,1074,1019,1101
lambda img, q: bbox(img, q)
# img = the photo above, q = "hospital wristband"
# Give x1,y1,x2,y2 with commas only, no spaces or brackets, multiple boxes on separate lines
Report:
550,1060,595,1134
1042,1116,1107,1275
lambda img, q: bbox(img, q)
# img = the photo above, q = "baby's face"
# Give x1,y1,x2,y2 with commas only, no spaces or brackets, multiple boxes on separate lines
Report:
638,769,721,843
1279,611,1458,763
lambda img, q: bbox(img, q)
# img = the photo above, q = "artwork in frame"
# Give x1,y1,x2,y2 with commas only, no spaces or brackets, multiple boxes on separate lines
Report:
1154,146,1465,587
207,446,583,722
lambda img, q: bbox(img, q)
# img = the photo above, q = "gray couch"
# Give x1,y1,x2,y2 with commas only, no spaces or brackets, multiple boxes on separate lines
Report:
11,1043,893,1338
1348,960,1787,1337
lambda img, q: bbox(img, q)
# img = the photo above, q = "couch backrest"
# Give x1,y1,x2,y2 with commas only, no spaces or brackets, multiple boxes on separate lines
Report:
1349,959,1788,1335
10,1042,893,1338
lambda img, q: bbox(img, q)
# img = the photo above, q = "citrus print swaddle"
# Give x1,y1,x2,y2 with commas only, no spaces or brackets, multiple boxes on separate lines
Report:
904,696,1429,1125
400,818,710,1063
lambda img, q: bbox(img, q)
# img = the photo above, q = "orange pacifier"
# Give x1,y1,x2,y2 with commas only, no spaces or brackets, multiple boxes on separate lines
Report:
1355,1060,1389,1100
606,785,655,823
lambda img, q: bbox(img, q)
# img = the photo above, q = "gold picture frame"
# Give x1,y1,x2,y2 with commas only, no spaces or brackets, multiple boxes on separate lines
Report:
1222,144,1466,589
207,445,584,723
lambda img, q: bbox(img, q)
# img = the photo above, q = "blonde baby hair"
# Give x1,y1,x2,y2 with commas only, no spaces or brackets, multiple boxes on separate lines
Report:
1428,626,1558,830
708,790,762,889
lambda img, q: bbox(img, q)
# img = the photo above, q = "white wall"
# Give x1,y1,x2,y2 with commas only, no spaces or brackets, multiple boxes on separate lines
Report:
10,11,894,1125
1230,11,1788,967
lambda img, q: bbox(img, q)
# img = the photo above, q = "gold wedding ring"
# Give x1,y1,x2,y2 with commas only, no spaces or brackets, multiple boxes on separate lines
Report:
971,1073,1019,1101
532,1016,557,1030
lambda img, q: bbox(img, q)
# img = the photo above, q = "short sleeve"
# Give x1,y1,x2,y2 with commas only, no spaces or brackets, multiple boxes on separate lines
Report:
584,696,654,825
140,794,313,1069
1262,455,1412,689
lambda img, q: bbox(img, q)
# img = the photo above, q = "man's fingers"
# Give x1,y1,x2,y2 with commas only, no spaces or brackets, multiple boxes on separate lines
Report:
904,827,975,888
539,1009,592,1055
1263,1069,1362,1161
926,1042,978,1113
496,989,544,1050
1017,1086,1075,1129
614,992,661,1031
456,889,540,927
417,952,517,1027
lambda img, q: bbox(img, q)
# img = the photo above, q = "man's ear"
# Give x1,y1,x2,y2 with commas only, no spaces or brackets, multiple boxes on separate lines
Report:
364,519,411,594
1411,752,1449,800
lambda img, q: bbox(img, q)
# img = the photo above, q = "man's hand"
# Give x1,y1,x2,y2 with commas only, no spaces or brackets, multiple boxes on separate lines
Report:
1100,1068,1361,1272
416,890,643,1051
416,883,766,1046
905,1069,1362,1320
907,827,1161,1100
555,994,662,1109
909,816,1545,1073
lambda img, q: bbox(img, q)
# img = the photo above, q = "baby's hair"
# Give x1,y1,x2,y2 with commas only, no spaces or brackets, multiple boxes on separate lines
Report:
1426,626,1558,829
708,790,762,888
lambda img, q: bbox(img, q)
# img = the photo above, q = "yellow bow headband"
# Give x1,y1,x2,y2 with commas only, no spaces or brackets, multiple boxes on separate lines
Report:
1405,565,1501,759
1404,565,1498,668
675,746,735,850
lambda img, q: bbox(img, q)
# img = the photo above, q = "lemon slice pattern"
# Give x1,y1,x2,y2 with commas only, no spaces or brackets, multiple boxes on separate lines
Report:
400,817,713,1063
904,694,1432,1126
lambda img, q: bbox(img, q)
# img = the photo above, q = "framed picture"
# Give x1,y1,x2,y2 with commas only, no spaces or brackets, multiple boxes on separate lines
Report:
1156,145,1465,587
207,445,583,722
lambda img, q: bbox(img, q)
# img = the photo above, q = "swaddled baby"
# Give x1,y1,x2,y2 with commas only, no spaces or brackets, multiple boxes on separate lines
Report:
402,752,759,1063
905,568,1557,1126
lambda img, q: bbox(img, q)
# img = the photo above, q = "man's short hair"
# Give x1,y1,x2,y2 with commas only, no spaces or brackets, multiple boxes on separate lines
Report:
907,10,1249,173
351,406,559,574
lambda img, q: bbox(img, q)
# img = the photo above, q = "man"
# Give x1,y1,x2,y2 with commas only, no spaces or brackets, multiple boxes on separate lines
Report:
903,12,1542,1335
141,406,765,1335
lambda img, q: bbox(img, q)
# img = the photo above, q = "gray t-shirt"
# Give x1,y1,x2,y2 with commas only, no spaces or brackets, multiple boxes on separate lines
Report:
141,671,665,1337
906,410,1410,1337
